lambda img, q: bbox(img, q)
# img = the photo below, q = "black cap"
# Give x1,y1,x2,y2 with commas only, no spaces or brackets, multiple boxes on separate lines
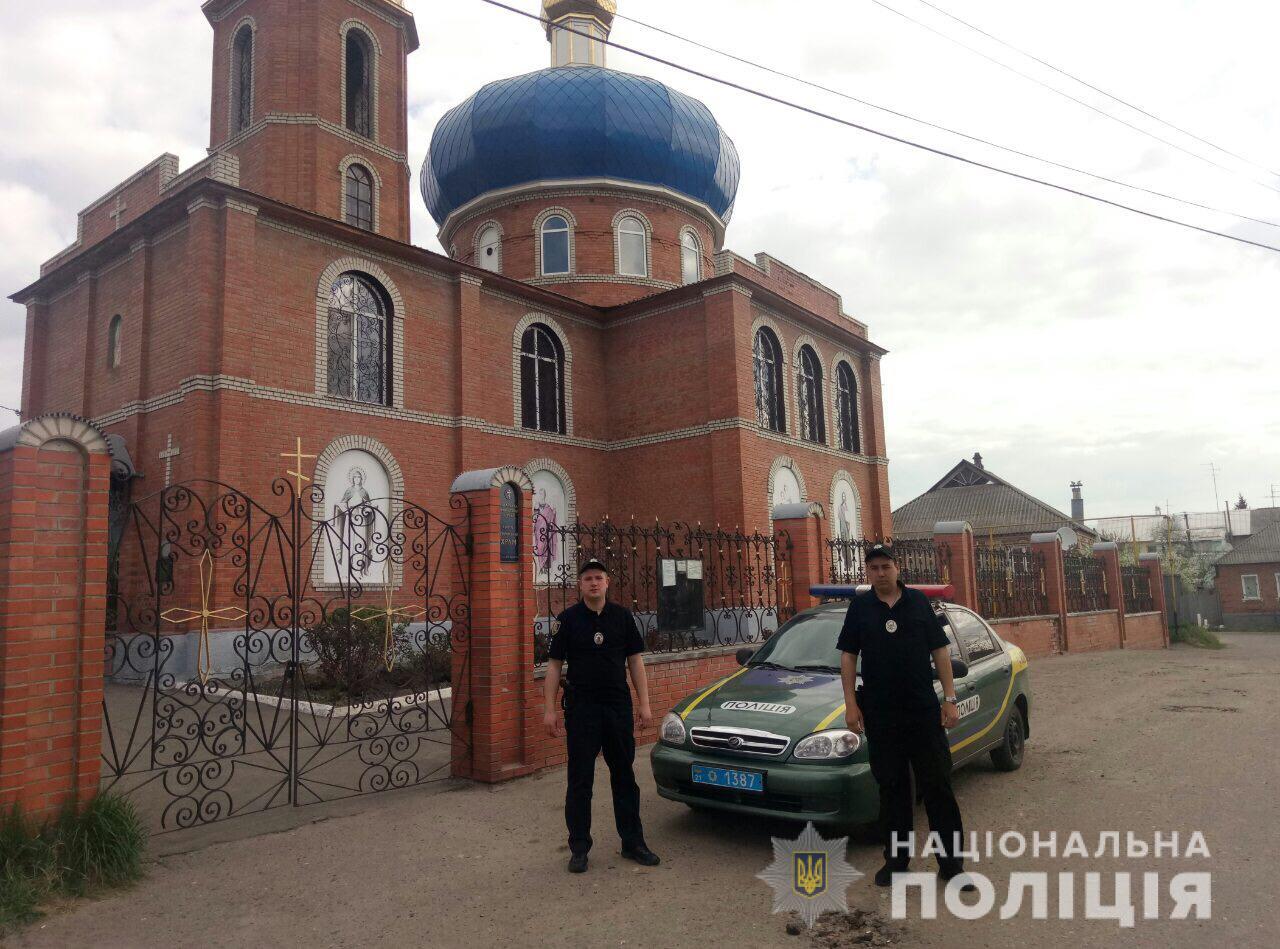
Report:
865,543,895,563
579,557,609,576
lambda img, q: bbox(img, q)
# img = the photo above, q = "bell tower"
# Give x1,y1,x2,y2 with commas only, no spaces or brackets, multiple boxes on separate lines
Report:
202,0,418,241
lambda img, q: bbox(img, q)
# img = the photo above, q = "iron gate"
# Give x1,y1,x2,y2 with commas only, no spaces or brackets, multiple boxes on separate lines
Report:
101,478,471,833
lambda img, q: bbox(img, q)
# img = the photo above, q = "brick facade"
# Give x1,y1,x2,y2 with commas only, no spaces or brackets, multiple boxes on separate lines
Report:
1216,563,1280,630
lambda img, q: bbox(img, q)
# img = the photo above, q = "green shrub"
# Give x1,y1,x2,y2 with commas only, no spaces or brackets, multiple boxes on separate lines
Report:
307,607,396,695
0,794,145,933
1170,624,1225,650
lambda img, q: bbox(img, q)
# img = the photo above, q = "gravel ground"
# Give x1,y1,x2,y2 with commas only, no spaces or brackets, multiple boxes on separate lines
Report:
13,632,1280,949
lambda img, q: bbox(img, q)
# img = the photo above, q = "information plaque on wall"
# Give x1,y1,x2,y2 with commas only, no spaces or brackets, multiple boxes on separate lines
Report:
499,483,519,562
657,558,705,632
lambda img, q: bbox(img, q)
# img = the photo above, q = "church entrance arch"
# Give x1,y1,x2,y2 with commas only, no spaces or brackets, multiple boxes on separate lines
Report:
100,475,471,833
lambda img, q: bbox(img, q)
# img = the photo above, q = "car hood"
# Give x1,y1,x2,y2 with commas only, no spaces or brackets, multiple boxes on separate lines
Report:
678,665,850,737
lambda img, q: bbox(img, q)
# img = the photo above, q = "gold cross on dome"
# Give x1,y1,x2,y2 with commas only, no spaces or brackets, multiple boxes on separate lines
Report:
160,550,247,686
352,583,425,673
280,437,316,496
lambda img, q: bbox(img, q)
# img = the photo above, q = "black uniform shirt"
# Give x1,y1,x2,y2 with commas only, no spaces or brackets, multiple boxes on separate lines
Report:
837,583,949,715
548,600,644,705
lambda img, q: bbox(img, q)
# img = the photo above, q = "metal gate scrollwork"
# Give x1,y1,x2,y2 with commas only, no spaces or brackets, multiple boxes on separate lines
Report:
101,474,471,833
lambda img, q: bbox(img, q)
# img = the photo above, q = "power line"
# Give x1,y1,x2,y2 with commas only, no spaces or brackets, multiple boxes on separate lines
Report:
611,6,1280,233
910,0,1280,181
476,0,1280,255
865,0,1280,198
0,404,20,418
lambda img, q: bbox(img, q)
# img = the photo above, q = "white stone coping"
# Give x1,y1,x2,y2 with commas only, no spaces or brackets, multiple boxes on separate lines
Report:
246,684,452,720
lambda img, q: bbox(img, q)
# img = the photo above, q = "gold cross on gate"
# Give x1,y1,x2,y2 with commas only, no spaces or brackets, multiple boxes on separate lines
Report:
160,550,248,686
280,437,316,495
352,583,426,672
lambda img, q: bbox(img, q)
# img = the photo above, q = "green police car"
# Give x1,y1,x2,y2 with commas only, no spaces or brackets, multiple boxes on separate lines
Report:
650,587,1031,828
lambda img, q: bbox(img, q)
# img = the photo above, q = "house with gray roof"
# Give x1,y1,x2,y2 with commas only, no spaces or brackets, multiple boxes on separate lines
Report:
1215,522,1280,630
892,454,1097,547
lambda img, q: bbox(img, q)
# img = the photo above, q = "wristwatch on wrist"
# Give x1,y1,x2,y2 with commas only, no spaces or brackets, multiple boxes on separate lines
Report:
943,695,958,704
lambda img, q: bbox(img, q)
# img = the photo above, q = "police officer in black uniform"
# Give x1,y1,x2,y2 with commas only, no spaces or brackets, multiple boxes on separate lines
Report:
543,558,661,873
837,543,971,888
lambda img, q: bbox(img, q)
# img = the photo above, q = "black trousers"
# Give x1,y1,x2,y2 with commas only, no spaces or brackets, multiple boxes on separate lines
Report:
564,700,644,855
864,709,965,871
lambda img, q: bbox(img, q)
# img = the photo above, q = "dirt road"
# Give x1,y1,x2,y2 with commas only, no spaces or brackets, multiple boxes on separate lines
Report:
14,633,1280,948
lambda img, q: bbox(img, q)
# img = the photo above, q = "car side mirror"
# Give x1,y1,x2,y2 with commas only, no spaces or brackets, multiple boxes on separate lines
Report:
735,647,755,667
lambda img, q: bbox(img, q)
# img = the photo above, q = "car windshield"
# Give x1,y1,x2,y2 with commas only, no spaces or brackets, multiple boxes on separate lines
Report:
749,611,845,671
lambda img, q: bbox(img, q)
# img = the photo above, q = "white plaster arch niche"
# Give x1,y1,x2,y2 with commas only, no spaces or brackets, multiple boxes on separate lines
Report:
310,434,404,590
830,470,865,581
511,312,575,436
523,457,578,585
314,256,406,410
767,455,807,530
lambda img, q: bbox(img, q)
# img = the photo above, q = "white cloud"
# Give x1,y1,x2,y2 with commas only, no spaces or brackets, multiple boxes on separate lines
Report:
1,0,1276,513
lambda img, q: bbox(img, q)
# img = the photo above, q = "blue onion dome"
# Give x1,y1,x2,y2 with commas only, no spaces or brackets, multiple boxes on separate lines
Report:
420,66,740,228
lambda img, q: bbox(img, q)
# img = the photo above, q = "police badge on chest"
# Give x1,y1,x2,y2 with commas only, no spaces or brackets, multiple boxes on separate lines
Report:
885,619,898,634
593,631,604,646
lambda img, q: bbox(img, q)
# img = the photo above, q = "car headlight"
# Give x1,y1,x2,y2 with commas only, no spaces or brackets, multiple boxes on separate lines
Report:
660,712,687,745
793,729,862,760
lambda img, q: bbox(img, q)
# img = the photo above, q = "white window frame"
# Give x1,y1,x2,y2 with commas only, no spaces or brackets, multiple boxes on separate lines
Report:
1241,574,1261,601
535,209,575,277
679,227,702,285
615,214,649,277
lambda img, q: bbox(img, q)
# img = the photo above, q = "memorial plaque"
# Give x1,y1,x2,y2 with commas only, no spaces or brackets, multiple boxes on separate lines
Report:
499,483,519,562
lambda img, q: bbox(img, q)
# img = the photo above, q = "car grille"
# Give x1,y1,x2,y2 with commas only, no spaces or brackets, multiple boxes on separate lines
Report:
689,726,790,757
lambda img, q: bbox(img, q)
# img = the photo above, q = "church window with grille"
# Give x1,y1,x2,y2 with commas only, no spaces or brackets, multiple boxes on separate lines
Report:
616,214,648,277
753,327,786,433
232,25,253,133
521,324,566,434
835,361,860,453
797,345,825,444
327,273,390,405
343,164,374,231
541,215,570,275
345,30,373,139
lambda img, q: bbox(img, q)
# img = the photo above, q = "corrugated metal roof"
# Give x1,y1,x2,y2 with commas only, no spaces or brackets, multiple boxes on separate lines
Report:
1216,522,1280,566
892,482,1092,539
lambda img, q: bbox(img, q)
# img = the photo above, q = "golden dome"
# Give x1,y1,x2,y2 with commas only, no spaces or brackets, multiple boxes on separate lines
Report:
542,0,617,28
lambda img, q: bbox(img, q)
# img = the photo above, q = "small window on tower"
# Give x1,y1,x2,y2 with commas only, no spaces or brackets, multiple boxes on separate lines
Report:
232,25,253,134
107,315,123,369
345,30,373,139
541,215,571,275
616,215,648,277
476,225,502,273
680,229,701,284
344,164,374,231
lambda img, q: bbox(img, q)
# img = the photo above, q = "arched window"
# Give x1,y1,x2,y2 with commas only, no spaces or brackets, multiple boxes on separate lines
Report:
797,345,825,443
753,327,786,433
616,214,648,277
521,324,566,434
836,361,861,453
345,30,373,139
232,25,253,134
476,224,501,273
107,315,123,369
680,229,701,285
344,164,374,231
540,215,570,276
327,273,390,405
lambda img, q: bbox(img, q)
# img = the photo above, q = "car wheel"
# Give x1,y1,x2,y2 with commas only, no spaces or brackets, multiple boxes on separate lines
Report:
990,705,1025,772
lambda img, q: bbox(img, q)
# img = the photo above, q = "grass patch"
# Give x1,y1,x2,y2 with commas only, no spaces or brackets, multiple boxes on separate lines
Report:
1170,624,1226,650
0,794,145,934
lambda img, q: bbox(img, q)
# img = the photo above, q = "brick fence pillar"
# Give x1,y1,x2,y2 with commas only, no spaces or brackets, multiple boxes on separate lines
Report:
0,414,111,819
1031,532,1069,653
772,501,824,613
933,521,977,610
1092,542,1126,647
1139,553,1170,647
449,466,536,783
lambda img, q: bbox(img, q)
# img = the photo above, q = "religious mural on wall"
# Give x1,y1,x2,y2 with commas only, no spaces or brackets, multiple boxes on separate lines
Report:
770,465,802,515
530,469,568,583
322,448,392,585
831,476,863,579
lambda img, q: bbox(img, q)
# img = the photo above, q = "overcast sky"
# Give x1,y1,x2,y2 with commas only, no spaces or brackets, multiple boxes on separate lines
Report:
2,0,1277,520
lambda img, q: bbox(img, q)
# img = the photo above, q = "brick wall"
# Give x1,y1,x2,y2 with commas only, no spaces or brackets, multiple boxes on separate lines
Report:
1124,612,1166,649
1063,611,1122,652
988,616,1060,658
1216,563,1280,630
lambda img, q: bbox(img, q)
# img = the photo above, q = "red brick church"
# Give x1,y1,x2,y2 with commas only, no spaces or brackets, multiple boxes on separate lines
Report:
12,0,890,547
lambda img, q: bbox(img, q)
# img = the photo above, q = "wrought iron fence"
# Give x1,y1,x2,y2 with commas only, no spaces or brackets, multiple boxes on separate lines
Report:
534,518,793,661
1064,551,1108,613
1122,565,1155,613
826,537,950,587
975,545,1049,619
